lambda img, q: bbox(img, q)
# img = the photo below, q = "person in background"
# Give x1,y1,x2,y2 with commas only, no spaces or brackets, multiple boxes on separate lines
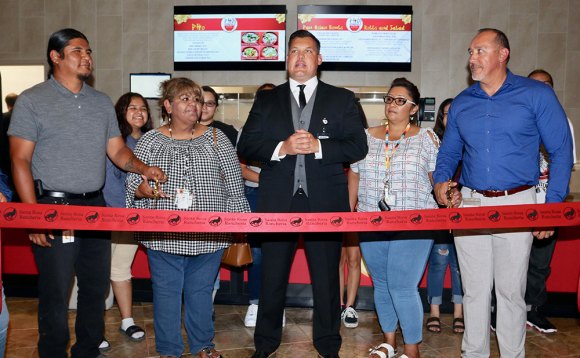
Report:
425,98,465,334
433,29,573,357
0,169,12,358
340,98,368,329
241,82,278,328
238,30,368,358
200,86,238,146
126,77,250,358
8,28,165,358
350,78,458,358
102,92,152,346
200,85,238,317
1,93,19,198
523,68,577,333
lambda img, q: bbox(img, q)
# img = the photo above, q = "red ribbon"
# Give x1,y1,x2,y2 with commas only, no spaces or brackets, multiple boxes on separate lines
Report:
0,202,578,233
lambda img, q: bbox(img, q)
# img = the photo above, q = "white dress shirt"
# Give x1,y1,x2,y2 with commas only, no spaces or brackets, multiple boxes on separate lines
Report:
272,77,323,161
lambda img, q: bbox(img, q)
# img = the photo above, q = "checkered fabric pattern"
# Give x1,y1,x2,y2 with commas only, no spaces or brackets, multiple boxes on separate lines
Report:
126,128,250,256
351,127,439,212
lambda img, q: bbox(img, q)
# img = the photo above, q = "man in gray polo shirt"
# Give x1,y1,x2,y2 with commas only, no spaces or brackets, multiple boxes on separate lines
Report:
8,28,166,358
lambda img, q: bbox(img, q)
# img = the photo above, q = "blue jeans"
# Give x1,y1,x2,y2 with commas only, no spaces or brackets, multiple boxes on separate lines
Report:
0,288,8,358
427,243,463,305
359,234,432,344
147,248,224,356
245,186,262,303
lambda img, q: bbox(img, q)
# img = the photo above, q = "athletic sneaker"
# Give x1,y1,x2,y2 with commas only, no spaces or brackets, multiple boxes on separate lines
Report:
245,304,286,328
244,304,259,327
527,308,557,333
341,306,359,328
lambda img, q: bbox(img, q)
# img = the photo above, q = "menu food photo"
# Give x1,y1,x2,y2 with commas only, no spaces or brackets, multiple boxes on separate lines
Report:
174,6,286,70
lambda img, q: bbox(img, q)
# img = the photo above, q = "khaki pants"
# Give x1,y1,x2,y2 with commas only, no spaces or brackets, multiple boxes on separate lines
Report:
455,187,535,358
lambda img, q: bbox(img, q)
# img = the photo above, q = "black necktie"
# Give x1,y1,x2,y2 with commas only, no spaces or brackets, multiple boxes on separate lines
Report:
298,84,306,109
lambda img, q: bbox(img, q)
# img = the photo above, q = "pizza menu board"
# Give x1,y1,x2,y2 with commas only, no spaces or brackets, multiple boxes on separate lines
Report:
296,5,412,71
174,10,286,70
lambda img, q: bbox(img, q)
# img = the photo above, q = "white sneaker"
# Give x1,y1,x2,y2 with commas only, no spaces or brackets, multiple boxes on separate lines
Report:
341,306,359,328
244,304,286,328
244,304,259,327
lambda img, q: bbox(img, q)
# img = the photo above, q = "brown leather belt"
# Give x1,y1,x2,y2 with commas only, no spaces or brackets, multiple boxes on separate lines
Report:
474,184,533,198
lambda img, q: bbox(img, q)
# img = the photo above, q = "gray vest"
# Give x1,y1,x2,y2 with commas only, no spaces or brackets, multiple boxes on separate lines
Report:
290,86,318,196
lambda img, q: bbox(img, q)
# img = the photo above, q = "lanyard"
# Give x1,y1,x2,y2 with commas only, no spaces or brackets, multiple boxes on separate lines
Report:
385,122,410,170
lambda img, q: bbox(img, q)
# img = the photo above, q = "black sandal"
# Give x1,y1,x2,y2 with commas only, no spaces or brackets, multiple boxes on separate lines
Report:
453,318,465,334
120,325,146,341
426,316,441,333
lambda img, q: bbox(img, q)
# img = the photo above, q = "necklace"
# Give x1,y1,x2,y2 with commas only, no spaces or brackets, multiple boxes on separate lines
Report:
384,122,411,169
168,122,195,140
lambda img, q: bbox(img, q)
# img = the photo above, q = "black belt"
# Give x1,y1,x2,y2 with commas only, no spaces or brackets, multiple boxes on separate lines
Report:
41,190,102,200
474,184,533,198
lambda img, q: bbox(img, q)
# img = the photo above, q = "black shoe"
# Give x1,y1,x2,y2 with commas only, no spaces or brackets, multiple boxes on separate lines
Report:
317,354,339,358
490,308,497,332
527,308,557,333
251,351,275,358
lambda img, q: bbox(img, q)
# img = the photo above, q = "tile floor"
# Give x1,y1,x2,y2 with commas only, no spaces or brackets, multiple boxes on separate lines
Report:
4,298,580,357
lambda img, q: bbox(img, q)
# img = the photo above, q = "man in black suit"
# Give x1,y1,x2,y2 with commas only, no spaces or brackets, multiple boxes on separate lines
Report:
237,30,368,358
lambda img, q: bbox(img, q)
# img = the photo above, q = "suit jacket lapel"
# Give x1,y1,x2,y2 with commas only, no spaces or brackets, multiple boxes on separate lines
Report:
278,82,295,134
308,81,327,134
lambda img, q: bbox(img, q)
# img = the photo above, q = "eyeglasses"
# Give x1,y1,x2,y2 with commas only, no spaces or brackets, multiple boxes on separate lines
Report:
383,95,416,106
202,101,217,108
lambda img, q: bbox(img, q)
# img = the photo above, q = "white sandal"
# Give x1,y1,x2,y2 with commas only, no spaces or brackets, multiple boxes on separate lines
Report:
368,343,395,358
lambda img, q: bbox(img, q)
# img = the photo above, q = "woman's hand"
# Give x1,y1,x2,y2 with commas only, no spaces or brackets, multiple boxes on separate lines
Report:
135,175,168,199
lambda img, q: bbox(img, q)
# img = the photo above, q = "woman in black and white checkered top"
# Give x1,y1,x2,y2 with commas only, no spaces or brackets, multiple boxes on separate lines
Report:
125,78,249,358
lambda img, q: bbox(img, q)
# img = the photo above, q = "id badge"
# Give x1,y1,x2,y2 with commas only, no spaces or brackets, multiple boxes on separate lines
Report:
462,197,481,207
62,230,75,244
317,118,331,139
384,181,396,206
175,188,192,209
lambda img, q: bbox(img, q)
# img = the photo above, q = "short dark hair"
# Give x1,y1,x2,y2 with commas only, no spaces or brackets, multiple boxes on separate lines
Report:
114,92,152,141
202,86,219,108
288,30,320,53
389,77,421,122
46,28,88,78
527,69,554,87
4,93,18,109
257,83,275,93
478,28,510,63
433,98,453,140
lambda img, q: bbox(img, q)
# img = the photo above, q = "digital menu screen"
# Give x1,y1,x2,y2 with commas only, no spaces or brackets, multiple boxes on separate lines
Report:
174,5,286,71
297,5,412,72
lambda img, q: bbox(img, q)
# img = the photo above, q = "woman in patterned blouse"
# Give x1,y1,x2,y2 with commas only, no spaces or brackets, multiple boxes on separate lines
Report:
126,78,250,358
349,78,460,358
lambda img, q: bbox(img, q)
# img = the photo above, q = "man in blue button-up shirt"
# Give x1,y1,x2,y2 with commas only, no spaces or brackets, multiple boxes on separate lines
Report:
433,28,573,358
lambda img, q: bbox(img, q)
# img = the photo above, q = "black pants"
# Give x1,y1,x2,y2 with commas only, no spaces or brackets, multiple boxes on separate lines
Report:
254,193,343,356
33,195,110,358
525,234,557,308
